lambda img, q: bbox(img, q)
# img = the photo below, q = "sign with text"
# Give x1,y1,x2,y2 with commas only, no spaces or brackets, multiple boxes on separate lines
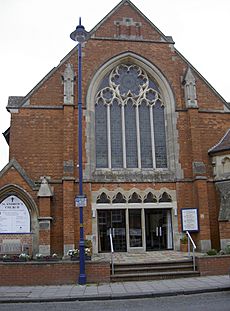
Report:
0,195,30,233
181,208,199,232
75,195,87,207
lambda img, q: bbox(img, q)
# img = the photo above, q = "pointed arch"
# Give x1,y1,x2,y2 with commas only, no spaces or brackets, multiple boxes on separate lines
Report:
85,52,182,181
128,192,142,203
143,192,157,203
96,192,111,204
0,184,39,217
159,192,172,203
0,184,39,255
112,192,126,203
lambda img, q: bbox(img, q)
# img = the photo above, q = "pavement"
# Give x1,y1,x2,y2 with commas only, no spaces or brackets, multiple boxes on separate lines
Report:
0,275,229,303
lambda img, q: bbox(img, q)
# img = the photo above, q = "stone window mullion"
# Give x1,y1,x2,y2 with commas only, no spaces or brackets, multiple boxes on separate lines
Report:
107,104,112,168
150,105,156,168
136,104,141,168
121,104,127,168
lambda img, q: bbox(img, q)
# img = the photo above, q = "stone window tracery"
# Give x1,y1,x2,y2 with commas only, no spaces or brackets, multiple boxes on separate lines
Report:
95,190,173,204
95,63,167,169
159,192,172,202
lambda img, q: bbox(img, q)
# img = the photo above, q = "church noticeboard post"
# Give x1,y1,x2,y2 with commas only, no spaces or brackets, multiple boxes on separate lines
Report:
0,195,30,233
181,208,199,232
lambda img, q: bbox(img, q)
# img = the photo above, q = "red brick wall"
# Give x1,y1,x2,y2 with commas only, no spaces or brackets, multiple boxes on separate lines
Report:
0,261,110,285
219,222,230,240
197,255,230,276
9,109,64,180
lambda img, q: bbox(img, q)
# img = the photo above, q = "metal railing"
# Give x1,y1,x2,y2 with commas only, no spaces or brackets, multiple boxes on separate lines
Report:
109,229,115,275
186,231,197,271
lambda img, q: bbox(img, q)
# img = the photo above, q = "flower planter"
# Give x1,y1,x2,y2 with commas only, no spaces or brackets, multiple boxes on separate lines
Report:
3,258,28,262
180,243,188,252
70,255,91,261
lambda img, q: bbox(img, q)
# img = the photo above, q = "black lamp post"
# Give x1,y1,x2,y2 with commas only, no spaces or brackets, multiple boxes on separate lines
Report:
70,18,89,285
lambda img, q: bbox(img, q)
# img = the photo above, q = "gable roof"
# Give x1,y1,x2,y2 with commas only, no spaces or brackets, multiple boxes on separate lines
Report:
90,0,173,43
6,0,229,111
208,129,230,154
0,158,37,190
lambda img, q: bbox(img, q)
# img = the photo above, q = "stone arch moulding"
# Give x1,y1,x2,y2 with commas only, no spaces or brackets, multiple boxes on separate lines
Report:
92,187,177,205
0,184,39,255
85,51,183,181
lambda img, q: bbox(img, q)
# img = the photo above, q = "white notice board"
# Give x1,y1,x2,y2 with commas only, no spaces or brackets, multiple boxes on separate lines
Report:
181,208,199,232
0,195,30,233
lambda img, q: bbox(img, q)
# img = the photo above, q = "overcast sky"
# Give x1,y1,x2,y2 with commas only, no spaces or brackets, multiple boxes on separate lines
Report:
0,0,229,169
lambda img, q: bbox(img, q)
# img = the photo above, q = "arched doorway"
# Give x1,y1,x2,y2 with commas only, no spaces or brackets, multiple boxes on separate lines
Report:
0,184,39,256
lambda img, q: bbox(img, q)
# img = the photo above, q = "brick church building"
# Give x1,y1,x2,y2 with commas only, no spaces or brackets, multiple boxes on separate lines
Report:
0,0,230,258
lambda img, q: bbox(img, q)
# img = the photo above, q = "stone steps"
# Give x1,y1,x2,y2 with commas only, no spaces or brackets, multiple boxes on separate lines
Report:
110,259,199,282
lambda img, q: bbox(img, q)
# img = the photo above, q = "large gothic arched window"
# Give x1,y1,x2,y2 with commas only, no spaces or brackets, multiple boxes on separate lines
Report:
95,63,167,169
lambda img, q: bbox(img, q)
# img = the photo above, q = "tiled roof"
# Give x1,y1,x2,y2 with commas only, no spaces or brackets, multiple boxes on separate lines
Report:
208,129,230,154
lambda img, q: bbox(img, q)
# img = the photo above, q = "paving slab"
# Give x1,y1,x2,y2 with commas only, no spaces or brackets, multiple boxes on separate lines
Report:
0,275,229,303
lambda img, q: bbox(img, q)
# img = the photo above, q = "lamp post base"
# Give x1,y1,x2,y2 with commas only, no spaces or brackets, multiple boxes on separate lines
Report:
78,274,87,285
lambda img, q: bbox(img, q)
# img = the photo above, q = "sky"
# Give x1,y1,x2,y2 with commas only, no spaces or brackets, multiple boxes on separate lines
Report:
0,0,229,169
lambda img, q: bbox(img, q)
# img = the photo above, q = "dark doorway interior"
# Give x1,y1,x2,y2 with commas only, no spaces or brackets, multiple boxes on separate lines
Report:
98,209,126,252
145,209,173,251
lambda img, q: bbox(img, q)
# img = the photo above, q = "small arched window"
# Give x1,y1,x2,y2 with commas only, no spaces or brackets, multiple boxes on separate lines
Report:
112,192,126,204
95,63,167,169
128,192,142,203
96,192,110,204
159,192,172,203
144,192,157,203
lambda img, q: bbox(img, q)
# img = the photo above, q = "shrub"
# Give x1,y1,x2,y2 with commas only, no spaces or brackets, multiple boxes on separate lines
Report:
180,234,188,244
206,249,218,256
224,245,230,254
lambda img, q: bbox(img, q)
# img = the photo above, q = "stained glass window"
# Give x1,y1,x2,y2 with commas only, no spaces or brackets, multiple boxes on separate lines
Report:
153,101,167,168
125,100,138,168
139,102,152,168
111,100,123,168
95,63,167,169
95,102,108,168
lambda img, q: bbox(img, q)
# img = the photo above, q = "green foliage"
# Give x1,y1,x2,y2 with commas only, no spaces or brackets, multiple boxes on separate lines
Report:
224,245,230,254
84,239,92,248
206,249,218,256
180,234,188,244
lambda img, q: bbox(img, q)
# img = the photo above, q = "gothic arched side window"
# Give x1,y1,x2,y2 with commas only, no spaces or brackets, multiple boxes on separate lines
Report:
95,63,167,169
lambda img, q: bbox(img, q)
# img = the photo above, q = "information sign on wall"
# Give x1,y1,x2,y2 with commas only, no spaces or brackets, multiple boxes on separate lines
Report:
181,208,199,232
0,195,30,233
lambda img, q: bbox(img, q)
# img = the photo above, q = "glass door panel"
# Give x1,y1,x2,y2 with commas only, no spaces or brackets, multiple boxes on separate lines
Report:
129,209,142,247
98,209,126,252
145,209,172,251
